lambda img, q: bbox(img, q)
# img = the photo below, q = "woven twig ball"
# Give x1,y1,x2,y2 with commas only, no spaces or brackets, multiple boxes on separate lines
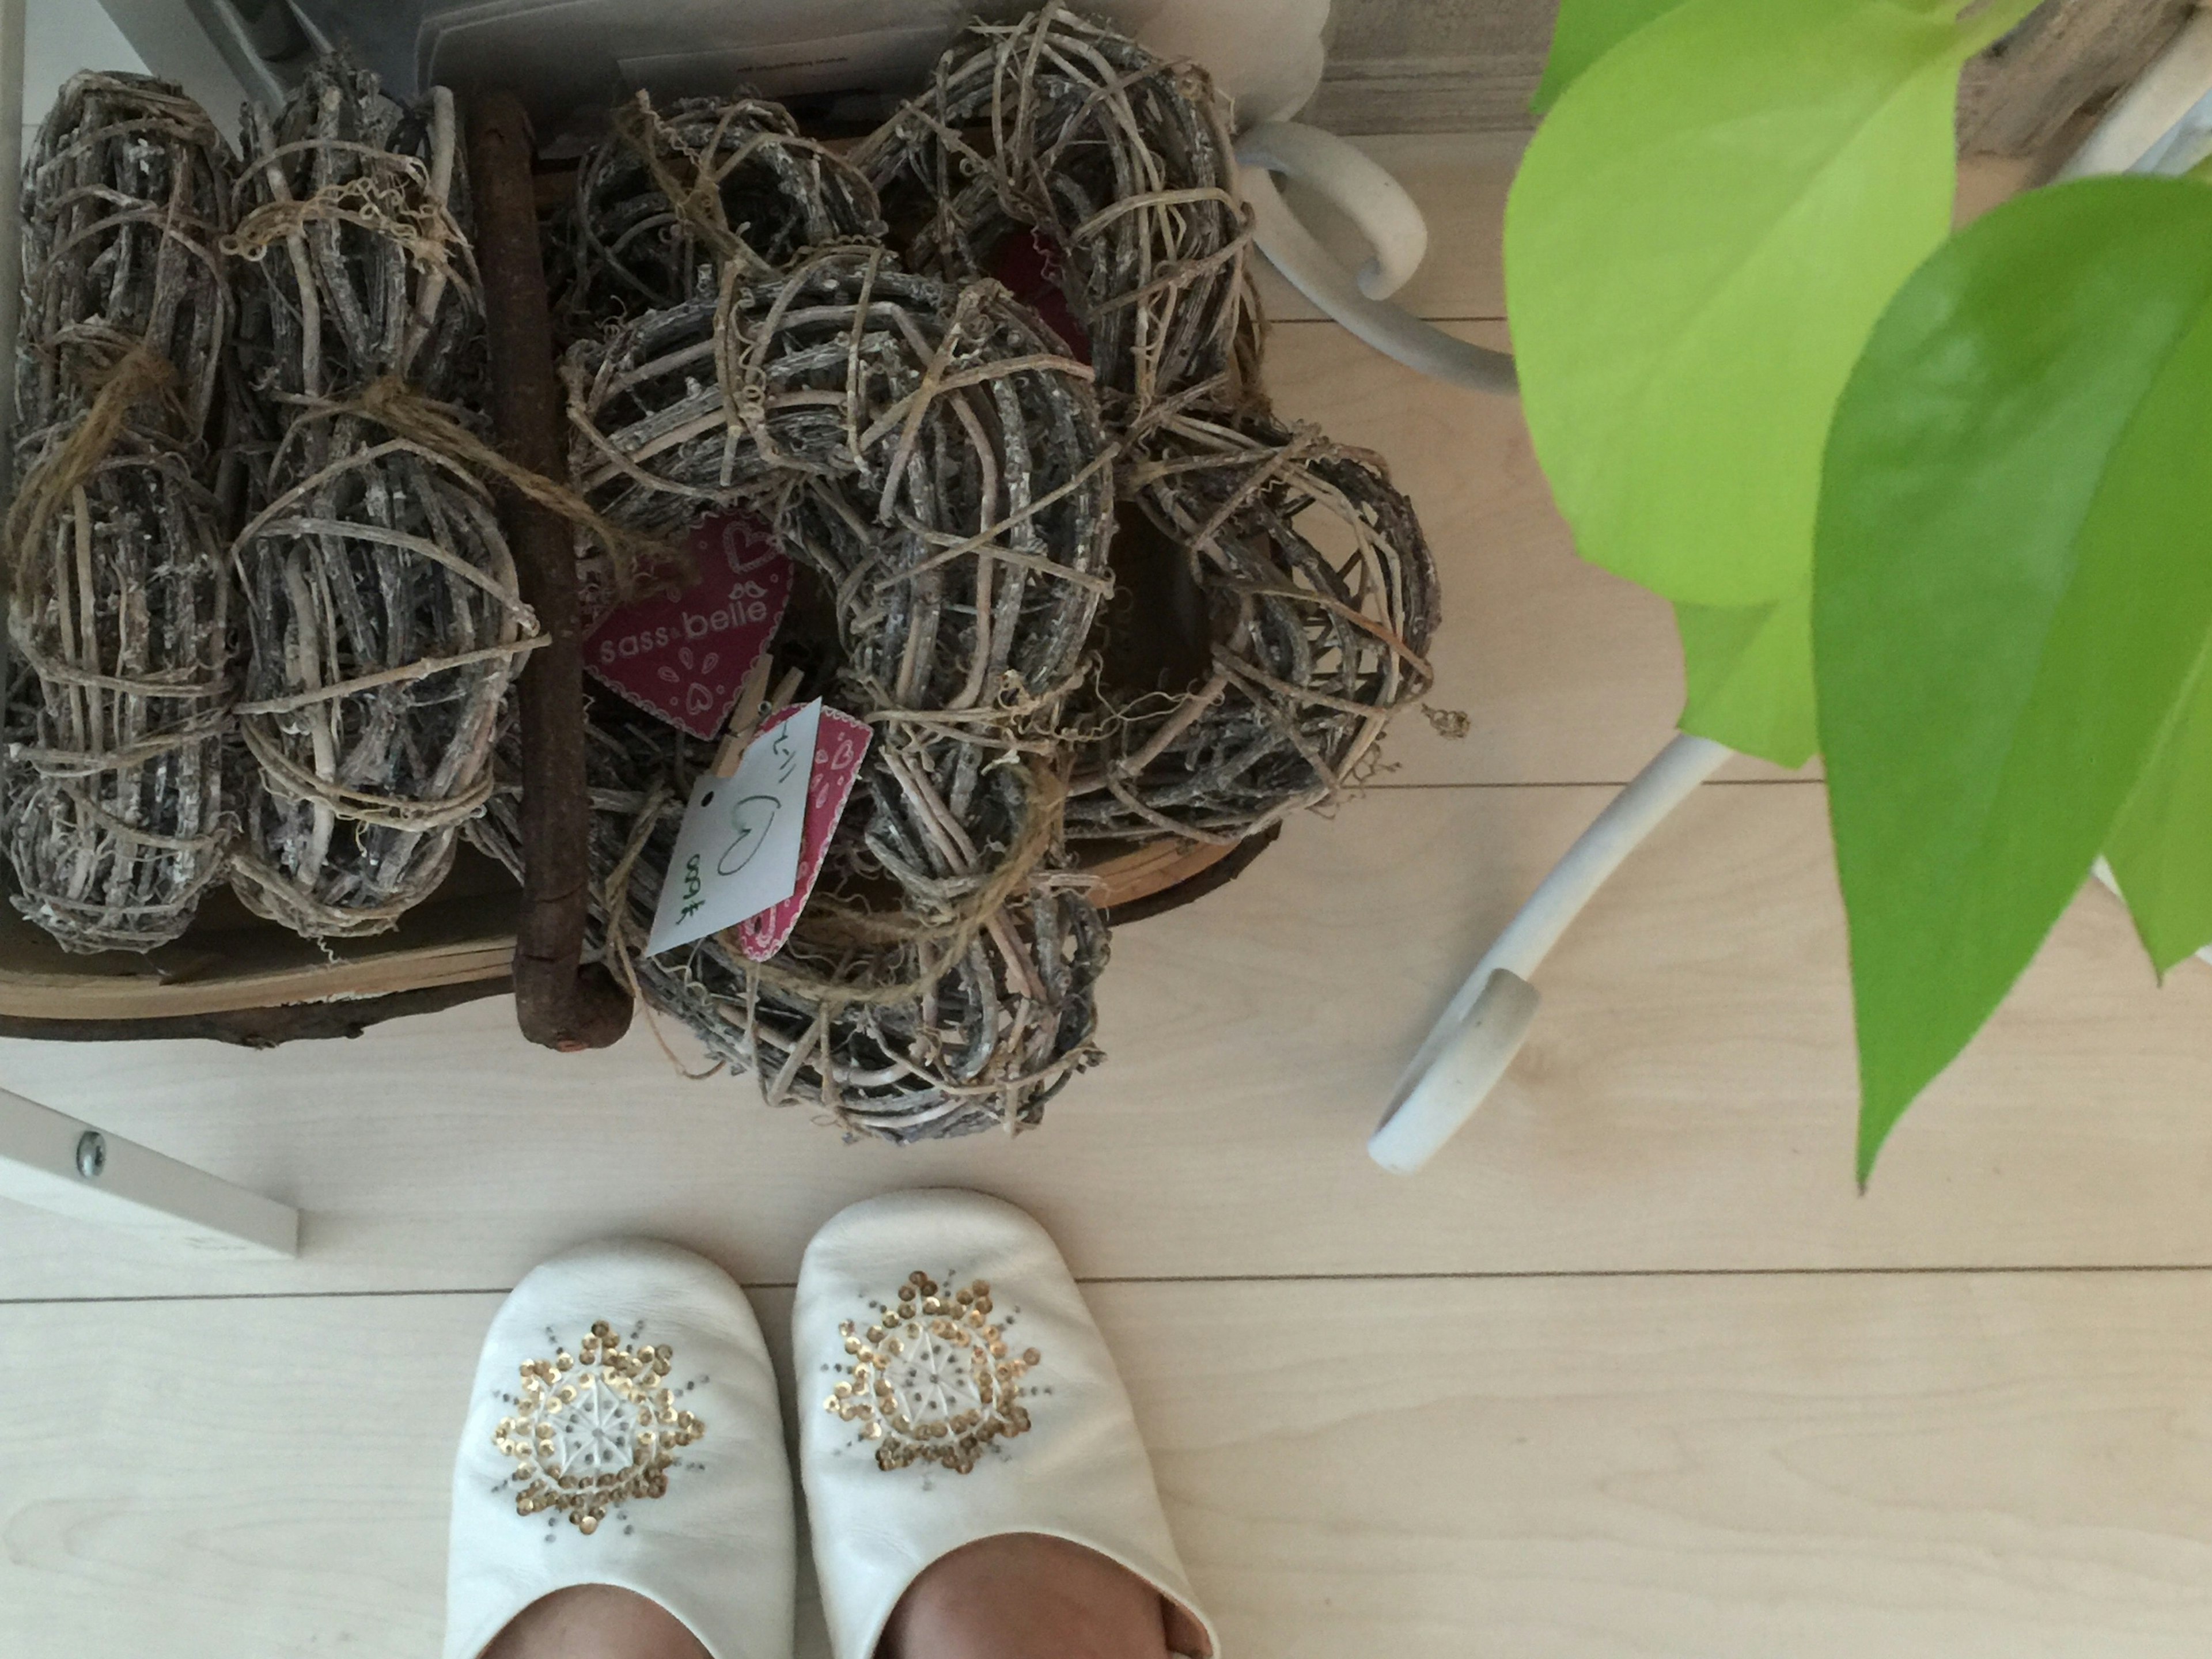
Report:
472,714,1108,1142
228,406,535,935
5,440,232,950
229,56,479,403
1069,408,1439,844
555,92,882,340
16,72,232,442
227,61,537,939
854,1,1262,422
568,245,1115,636
3,73,237,953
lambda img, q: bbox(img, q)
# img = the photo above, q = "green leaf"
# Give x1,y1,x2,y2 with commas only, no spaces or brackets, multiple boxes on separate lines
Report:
2107,638,2212,974
1505,0,2037,609
1531,0,1691,114
1815,176,2212,1184
1676,588,1817,768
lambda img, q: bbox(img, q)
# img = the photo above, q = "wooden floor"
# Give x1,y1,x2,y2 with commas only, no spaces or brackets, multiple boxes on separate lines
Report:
6,22,2210,1651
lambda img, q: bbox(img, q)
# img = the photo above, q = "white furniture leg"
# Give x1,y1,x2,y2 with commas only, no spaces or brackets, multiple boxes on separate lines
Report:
1370,733,1733,1174
0,1086,300,1255
1234,122,1518,396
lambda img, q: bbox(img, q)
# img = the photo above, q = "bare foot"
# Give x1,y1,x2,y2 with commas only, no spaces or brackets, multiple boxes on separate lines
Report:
880,1533,1210,1659
482,1584,710,1659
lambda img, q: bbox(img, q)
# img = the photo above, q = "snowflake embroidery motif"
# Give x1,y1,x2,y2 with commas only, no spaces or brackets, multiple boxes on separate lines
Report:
826,1271,1040,1475
493,1320,705,1534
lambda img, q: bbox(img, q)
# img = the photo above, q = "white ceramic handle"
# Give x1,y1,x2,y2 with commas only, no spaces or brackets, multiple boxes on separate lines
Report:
1236,120,1428,298
1236,130,1517,396
1369,732,1732,1174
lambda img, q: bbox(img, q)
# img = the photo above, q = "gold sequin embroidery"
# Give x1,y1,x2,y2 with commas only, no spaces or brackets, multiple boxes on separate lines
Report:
493,1320,705,1534
826,1272,1041,1474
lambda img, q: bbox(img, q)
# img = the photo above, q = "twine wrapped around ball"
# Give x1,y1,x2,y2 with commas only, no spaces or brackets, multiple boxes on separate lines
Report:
854,1,1262,422
2,73,236,952
230,58,478,402
498,244,1118,1137
555,92,882,341
1070,408,1439,844
567,245,1115,627
228,60,540,937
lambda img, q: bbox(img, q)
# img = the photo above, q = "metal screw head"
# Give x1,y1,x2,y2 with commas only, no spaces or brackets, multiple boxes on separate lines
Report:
74,1130,106,1181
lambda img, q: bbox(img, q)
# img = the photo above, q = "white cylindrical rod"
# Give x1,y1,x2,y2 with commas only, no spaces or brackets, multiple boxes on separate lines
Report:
1370,732,1732,1173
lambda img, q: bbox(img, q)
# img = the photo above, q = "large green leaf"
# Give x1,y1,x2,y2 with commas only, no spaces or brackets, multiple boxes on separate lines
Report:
2107,638,2212,974
1531,0,1691,114
1505,0,2037,609
1676,588,1817,768
1815,176,2212,1183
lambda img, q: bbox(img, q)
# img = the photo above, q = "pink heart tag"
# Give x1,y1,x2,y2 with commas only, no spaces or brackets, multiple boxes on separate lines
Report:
585,513,794,738
736,703,874,962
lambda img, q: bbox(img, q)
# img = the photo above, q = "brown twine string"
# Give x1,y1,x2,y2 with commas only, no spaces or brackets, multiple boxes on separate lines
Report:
4,346,178,586
351,375,693,595
224,166,475,294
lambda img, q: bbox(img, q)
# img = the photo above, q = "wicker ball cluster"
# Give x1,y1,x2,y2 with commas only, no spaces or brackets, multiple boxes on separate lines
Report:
3,73,236,951
1,16,1439,1140
857,3,1439,850
522,221,1119,1136
470,3,1438,1139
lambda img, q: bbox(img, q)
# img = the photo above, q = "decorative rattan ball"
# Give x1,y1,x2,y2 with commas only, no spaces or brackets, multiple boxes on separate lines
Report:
556,92,882,340
1069,407,1439,845
854,2,1262,423
3,73,237,953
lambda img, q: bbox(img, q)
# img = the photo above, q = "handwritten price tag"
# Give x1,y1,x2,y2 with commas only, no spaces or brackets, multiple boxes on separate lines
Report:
585,512,793,738
645,700,822,957
737,703,873,962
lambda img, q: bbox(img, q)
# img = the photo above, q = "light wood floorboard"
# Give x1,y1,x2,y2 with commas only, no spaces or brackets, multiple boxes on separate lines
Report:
13,1274,2212,1658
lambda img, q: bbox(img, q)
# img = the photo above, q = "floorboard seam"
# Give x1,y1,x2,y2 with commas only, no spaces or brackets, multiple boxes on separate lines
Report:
13,1260,2212,1306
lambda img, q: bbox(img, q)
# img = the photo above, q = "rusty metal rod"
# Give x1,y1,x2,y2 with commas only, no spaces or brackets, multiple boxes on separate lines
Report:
464,89,632,1053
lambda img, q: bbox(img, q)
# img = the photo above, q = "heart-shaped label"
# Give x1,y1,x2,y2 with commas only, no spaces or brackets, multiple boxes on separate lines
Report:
585,513,794,739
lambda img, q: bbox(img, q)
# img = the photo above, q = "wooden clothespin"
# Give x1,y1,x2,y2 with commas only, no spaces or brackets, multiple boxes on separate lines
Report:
713,656,806,778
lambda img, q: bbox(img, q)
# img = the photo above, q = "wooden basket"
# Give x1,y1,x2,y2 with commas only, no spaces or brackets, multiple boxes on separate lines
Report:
0,89,1278,1047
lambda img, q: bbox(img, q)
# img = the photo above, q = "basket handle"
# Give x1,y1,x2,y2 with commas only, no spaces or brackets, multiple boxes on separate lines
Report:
464,89,634,1053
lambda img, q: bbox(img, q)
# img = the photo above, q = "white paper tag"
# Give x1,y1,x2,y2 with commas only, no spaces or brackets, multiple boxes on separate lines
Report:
646,699,824,957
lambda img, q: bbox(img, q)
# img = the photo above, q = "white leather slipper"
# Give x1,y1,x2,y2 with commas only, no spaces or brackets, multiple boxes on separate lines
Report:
445,1238,794,1659
795,1189,1217,1659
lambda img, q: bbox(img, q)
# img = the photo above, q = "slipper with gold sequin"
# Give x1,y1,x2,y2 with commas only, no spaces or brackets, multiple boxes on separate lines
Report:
444,1238,794,1659
794,1189,1217,1659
